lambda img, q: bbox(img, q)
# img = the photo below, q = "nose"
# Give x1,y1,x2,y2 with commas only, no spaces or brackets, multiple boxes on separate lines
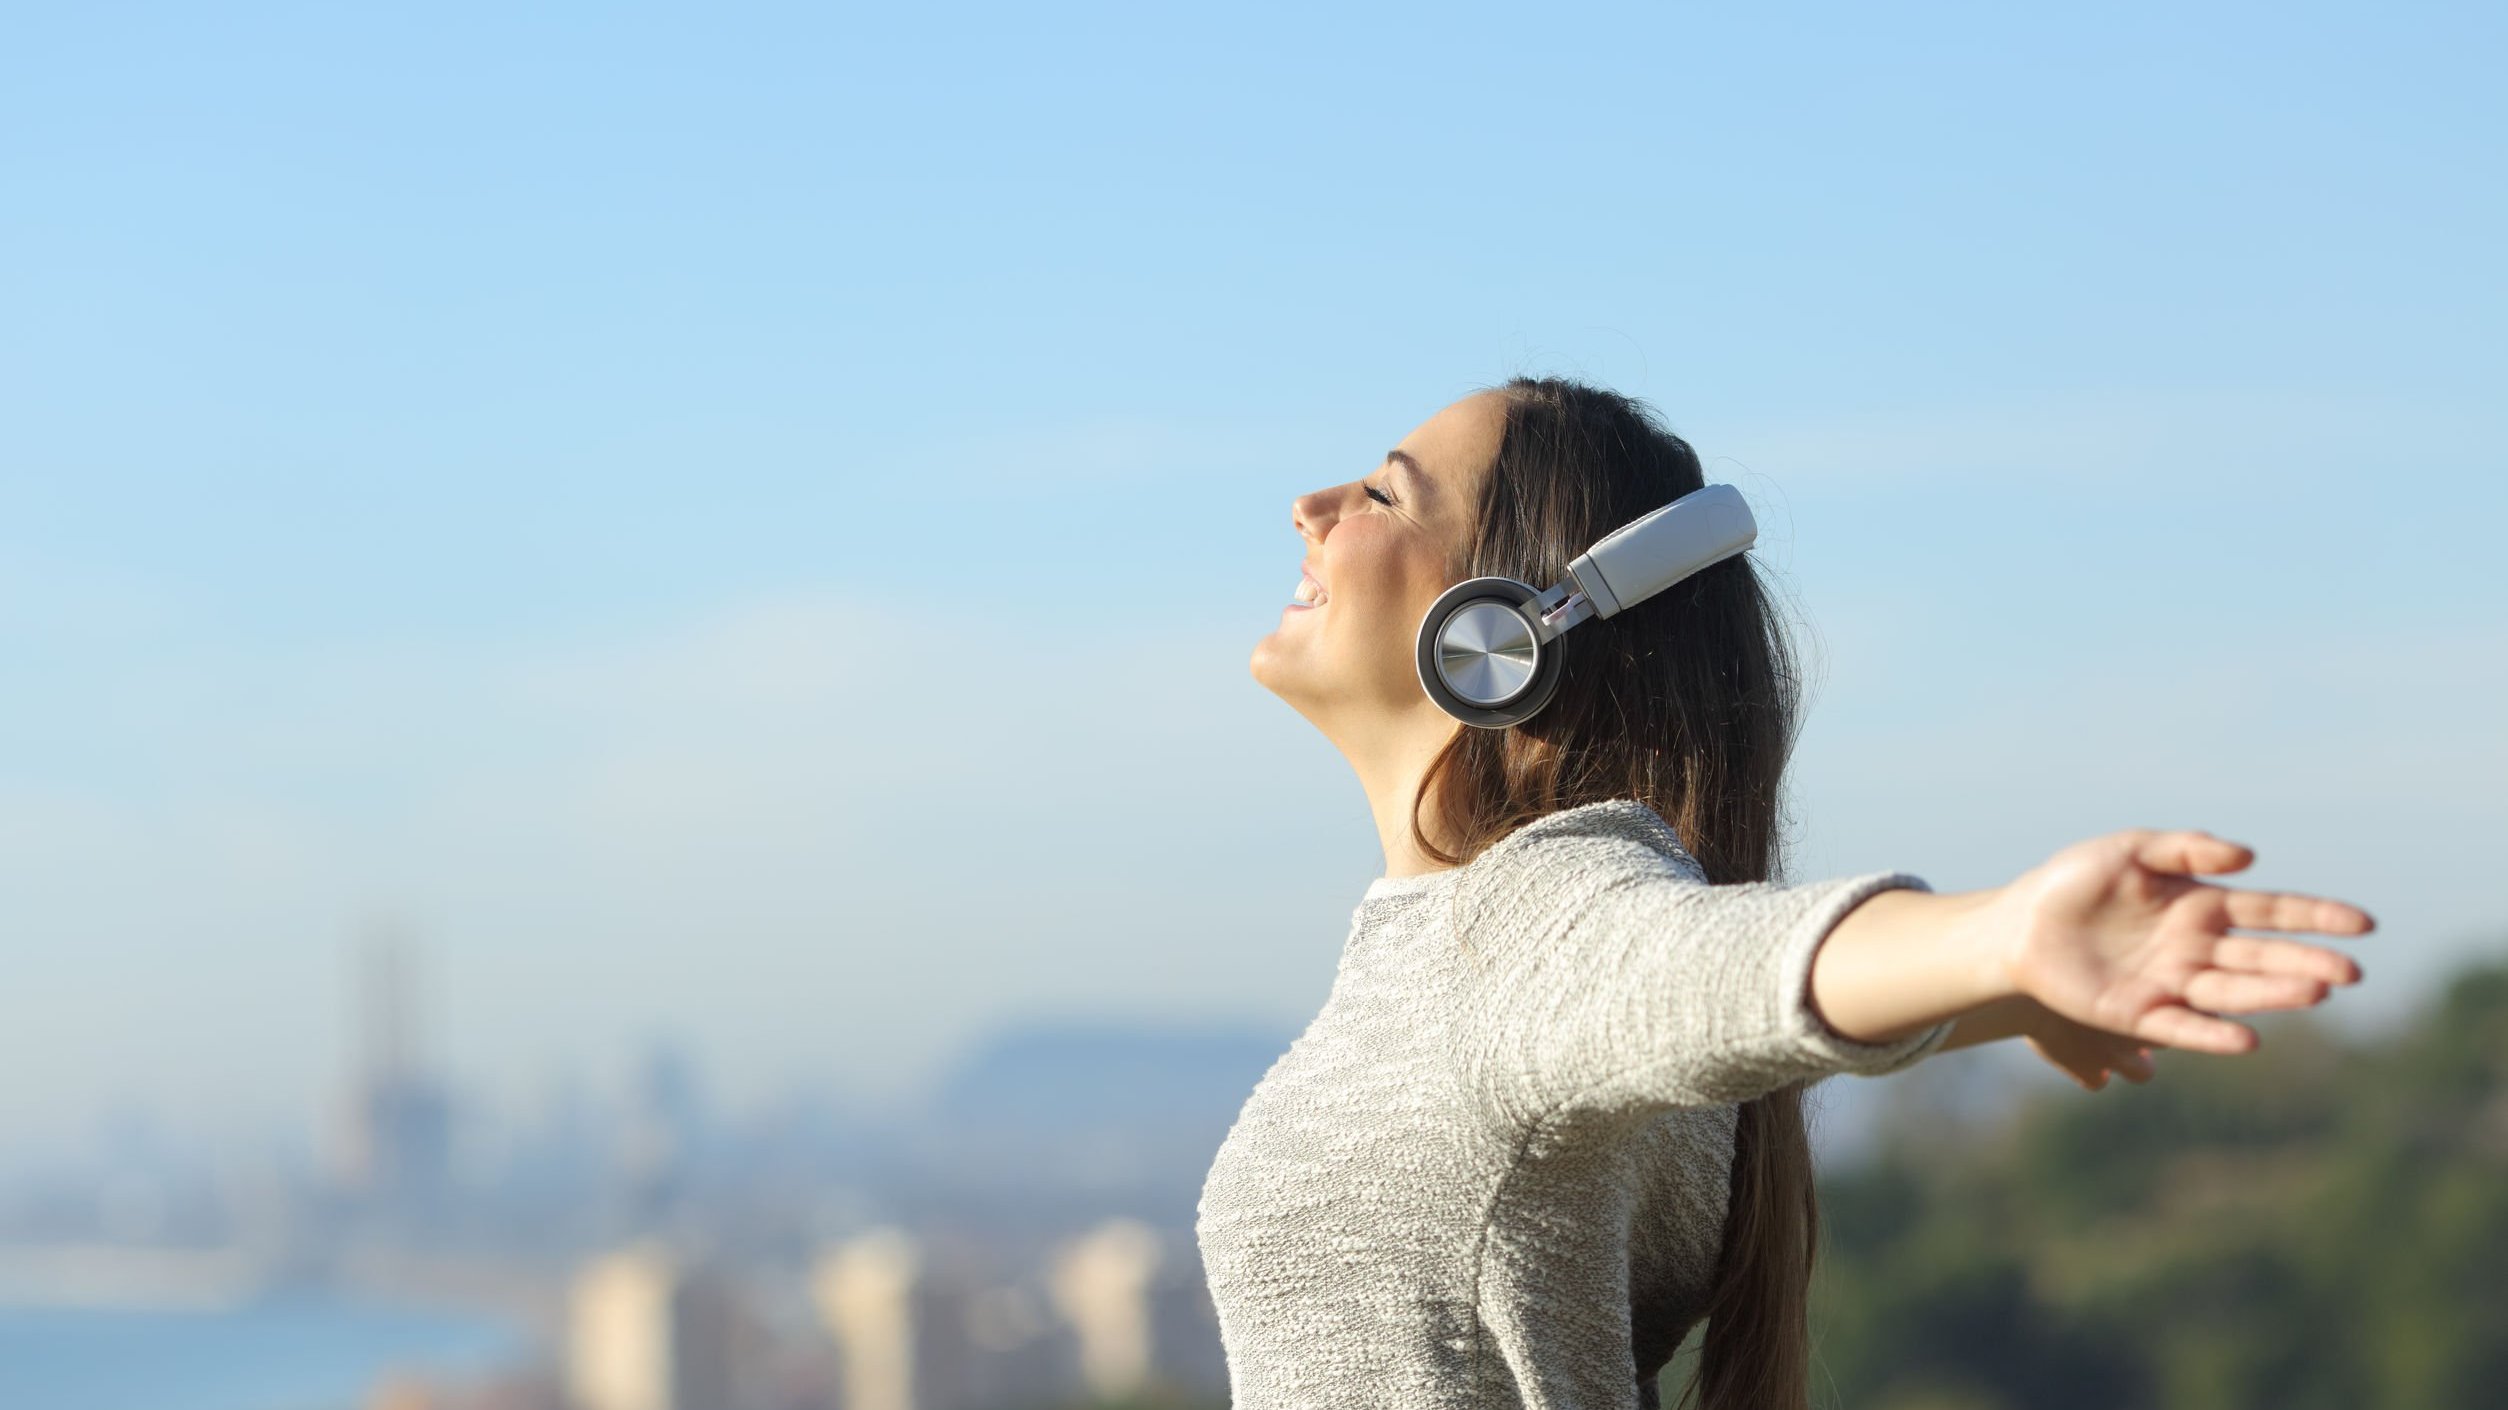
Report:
1290,487,1341,544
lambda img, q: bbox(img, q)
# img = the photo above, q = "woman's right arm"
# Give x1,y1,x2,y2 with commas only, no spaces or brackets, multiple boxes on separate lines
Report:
1936,994,2160,1089
1934,994,2036,1053
1449,833,1966,1132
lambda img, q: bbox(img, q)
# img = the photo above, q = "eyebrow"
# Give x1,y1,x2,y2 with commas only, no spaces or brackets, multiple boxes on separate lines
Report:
1383,449,1424,487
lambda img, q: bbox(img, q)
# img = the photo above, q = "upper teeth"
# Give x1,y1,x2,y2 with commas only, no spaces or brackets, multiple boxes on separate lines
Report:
1294,576,1327,605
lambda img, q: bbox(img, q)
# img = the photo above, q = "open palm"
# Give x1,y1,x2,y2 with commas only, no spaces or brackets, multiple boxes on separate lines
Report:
2000,828,2374,1055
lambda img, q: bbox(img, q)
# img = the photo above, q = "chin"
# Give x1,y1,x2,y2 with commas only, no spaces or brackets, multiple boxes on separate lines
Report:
1248,633,1290,694
1247,634,1320,713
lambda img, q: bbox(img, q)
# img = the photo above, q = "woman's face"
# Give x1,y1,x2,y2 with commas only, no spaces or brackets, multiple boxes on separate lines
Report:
1251,389,1508,731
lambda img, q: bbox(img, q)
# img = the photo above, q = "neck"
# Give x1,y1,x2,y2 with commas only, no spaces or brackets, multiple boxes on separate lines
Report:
1334,704,1466,880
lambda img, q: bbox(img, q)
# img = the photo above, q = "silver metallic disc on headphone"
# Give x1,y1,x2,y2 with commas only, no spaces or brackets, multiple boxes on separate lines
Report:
1414,576,1566,729
1436,600,1540,706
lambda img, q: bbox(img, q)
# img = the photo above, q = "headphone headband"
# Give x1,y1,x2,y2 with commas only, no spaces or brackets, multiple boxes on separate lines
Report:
1563,481,1757,620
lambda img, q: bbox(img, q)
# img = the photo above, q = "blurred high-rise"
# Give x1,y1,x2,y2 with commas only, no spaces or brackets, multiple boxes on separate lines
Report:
331,924,453,1203
619,1040,709,1217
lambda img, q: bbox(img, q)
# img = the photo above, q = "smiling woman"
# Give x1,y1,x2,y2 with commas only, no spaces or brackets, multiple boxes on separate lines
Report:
1249,390,1506,849
1201,376,2373,1410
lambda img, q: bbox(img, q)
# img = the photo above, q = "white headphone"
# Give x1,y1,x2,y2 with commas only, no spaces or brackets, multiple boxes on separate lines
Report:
1413,481,1757,728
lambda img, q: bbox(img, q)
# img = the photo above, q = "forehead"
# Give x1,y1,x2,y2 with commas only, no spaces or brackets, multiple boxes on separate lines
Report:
1391,390,1508,496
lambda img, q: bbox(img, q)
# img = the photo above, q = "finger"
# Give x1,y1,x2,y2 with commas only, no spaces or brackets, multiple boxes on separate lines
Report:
2211,934,2364,986
2131,829,2255,876
2184,969,2330,1013
2132,1004,2258,1055
2218,886,2376,937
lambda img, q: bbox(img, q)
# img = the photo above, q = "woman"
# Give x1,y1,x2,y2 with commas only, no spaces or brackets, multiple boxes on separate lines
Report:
1194,377,2373,1409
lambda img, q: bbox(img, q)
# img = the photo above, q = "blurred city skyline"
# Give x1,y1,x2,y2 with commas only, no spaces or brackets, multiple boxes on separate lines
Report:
4,0,2502,1161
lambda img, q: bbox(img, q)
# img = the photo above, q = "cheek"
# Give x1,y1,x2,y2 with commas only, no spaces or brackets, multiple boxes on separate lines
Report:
1333,539,1445,647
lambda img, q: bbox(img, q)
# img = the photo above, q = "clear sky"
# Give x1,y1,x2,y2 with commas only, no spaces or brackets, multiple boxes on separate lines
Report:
2,2,2500,1154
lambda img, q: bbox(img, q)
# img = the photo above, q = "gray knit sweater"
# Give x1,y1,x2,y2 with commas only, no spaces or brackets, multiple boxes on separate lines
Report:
1194,798,1956,1409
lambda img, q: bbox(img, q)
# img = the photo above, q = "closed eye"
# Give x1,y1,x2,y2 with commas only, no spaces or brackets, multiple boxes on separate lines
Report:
1364,482,1395,506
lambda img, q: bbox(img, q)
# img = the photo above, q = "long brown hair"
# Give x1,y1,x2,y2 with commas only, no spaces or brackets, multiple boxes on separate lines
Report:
1411,376,1820,1409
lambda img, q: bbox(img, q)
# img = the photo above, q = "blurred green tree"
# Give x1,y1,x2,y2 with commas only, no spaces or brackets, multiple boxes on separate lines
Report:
1764,954,2508,1410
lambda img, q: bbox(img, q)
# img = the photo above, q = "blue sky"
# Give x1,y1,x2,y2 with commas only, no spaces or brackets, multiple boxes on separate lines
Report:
1,2,2500,1152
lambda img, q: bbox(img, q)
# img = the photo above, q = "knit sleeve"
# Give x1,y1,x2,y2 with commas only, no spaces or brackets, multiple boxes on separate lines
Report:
1450,816,1957,1131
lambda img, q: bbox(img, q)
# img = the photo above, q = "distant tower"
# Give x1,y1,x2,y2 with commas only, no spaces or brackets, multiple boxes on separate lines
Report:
332,920,452,1197
619,1038,707,1211
1047,1219,1163,1401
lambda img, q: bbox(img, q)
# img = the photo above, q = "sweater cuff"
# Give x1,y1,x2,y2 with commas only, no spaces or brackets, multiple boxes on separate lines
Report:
1775,870,1958,1076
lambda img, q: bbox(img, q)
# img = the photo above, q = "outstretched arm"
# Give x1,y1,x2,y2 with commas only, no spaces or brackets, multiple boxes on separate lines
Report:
1812,828,2373,1057
1450,815,1969,1129
1447,808,2366,1132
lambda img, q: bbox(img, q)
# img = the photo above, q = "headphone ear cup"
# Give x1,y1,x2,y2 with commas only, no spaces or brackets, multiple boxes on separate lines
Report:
1414,577,1565,729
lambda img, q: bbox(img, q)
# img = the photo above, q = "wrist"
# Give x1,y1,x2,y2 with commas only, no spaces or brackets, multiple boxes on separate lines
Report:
1947,884,2026,1008
1810,880,2027,1045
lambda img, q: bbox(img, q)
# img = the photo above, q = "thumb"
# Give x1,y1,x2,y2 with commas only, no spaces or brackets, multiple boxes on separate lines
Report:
2129,828,2254,876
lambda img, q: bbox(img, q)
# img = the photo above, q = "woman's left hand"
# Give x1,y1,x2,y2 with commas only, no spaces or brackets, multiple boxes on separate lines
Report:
1993,828,2375,1055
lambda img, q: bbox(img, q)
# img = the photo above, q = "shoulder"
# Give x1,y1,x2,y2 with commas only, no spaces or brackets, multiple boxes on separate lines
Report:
1460,798,1707,885
1450,799,1707,942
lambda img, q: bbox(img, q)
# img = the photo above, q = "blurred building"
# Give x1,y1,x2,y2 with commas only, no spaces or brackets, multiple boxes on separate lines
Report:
1046,1218,1161,1401
566,1242,761,1410
364,1365,565,1410
619,1041,707,1212
813,1229,918,1410
812,1225,1068,1410
331,925,453,1200
811,1219,1223,1410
